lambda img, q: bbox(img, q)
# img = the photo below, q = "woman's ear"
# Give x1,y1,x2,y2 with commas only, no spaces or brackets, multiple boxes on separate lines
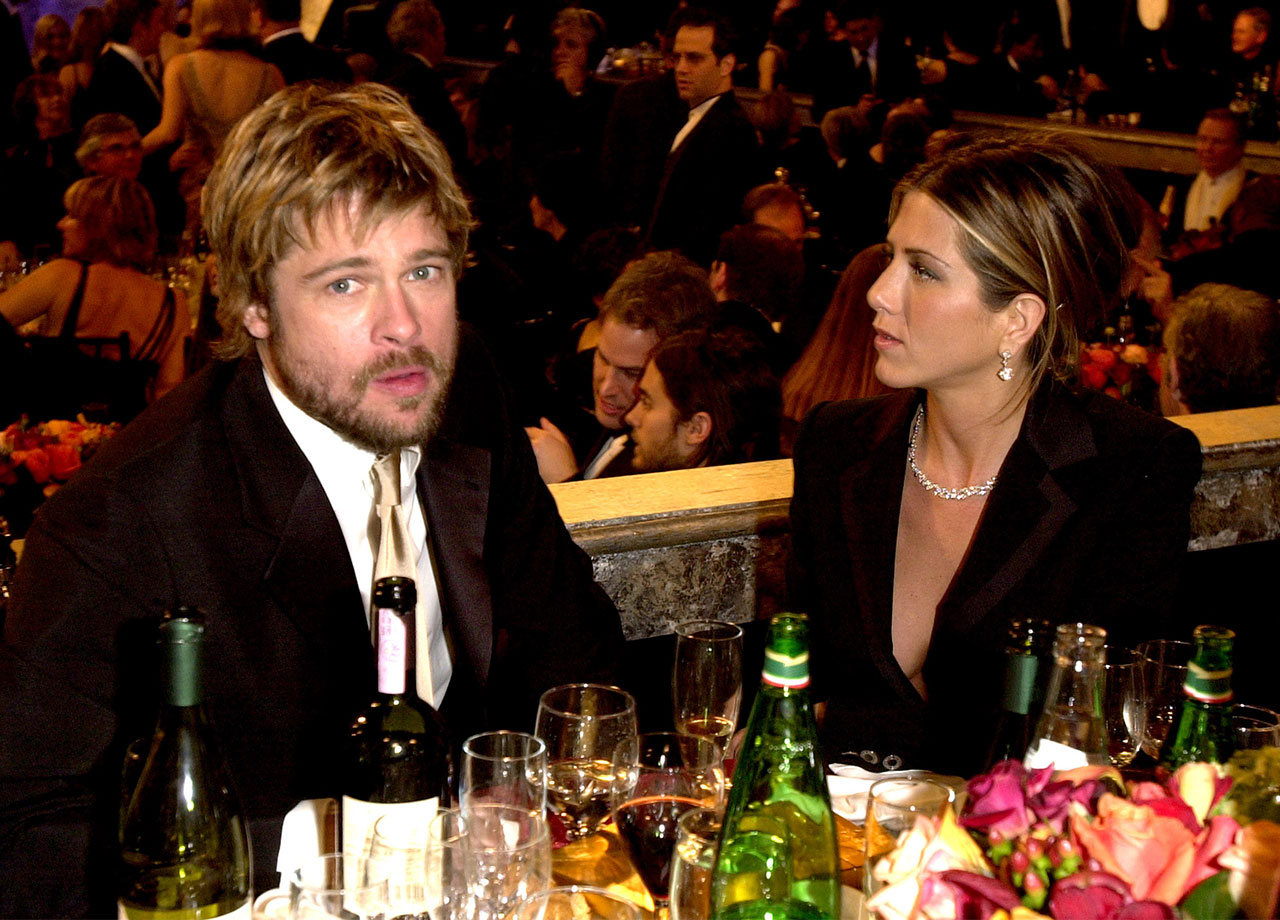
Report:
1002,293,1047,354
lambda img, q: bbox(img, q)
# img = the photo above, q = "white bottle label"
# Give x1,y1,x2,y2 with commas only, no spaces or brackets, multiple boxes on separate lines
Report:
1023,738,1090,771
342,795,439,892
376,608,407,695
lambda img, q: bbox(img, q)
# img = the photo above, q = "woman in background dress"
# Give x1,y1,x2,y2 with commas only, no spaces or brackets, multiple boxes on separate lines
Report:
789,133,1203,776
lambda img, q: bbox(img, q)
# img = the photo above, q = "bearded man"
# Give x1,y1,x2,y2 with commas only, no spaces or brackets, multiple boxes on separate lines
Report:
0,83,624,917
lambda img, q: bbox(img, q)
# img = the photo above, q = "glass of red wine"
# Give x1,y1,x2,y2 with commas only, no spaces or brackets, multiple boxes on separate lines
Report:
611,732,724,917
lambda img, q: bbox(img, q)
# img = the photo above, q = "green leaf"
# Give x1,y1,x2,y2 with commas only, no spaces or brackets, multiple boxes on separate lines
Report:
1179,870,1241,920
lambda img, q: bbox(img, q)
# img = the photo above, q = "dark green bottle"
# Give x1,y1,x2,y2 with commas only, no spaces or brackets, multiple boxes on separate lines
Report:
1158,625,1236,769
119,610,253,919
710,613,838,920
985,618,1053,769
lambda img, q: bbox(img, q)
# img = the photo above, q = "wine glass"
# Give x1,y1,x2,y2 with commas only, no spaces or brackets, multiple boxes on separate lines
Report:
669,806,721,920
424,809,471,920
367,815,430,920
290,853,388,920
463,803,553,920
1103,646,1146,766
461,730,548,815
673,620,743,754
536,683,638,841
864,778,954,902
1233,703,1280,750
1138,639,1194,758
509,886,643,920
612,732,724,917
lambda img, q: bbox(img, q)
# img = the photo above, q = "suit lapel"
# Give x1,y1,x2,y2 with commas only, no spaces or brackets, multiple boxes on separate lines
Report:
220,359,368,653
839,391,917,696
649,93,728,233
420,435,492,686
940,384,1097,632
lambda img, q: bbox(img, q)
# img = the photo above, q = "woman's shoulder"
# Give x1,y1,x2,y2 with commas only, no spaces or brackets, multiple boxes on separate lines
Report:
793,390,916,469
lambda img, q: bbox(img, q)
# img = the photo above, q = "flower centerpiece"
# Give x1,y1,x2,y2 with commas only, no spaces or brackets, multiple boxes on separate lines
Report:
0,416,118,535
865,760,1280,920
1078,343,1161,410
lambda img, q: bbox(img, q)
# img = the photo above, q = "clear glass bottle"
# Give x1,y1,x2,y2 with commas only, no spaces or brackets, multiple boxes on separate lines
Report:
1158,625,1236,769
985,617,1053,769
1023,623,1111,771
118,609,253,919
710,613,838,920
342,577,451,888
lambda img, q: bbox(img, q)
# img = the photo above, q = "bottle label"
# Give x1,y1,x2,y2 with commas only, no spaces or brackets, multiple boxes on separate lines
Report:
342,795,438,895
762,647,809,689
1023,738,1090,771
376,607,407,695
1002,655,1038,715
1184,661,1233,704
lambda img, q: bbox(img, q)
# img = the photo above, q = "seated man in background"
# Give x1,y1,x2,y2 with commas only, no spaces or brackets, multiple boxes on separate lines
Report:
709,222,802,375
1165,109,1250,258
1161,283,1280,416
625,328,781,473
527,250,716,481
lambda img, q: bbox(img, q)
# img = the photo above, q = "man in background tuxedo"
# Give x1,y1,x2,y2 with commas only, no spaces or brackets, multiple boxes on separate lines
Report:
0,82,624,917
254,0,352,85
85,0,167,134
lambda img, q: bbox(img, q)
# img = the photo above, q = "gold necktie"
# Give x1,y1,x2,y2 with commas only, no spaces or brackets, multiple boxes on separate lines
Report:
372,450,415,582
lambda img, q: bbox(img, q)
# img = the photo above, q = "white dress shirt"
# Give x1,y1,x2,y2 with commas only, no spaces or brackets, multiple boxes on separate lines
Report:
263,369,452,705
671,93,721,152
1183,165,1247,233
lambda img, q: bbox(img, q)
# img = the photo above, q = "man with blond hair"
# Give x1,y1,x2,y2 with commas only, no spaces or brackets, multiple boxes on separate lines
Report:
0,83,624,916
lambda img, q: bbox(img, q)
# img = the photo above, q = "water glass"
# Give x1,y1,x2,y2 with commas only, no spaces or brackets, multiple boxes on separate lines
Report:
673,621,743,755
1234,703,1280,750
536,683,638,840
1138,639,1194,758
864,778,954,901
462,730,548,815
509,886,643,920
367,815,430,919
1103,646,1146,766
290,853,388,920
424,809,471,920
464,802,552,920
669,807,721,920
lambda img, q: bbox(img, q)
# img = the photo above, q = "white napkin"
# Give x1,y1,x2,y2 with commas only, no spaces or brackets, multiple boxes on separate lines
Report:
827,766,968,821
277,797,338,884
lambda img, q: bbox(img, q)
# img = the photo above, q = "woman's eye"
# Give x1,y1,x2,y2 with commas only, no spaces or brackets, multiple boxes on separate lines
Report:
910,262,936,282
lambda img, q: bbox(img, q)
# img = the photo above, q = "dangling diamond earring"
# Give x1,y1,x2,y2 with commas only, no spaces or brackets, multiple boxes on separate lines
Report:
997,350,1014,382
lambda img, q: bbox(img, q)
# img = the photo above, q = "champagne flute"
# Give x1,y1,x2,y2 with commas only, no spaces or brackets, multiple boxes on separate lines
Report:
1138,639,1193,758
669,807,721,920
536,683,638,841
673,621,743,754
463,803,552,920
1103,646,1146,766
612,733,724,916
461,731,548,815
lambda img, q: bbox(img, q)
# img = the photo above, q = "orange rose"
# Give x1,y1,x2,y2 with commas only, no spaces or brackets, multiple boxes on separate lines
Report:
1070,794,1233,905
18,448,52,484
46,442,81,480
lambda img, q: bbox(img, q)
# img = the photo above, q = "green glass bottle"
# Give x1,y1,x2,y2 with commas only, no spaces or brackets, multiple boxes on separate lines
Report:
1158,625,1236,769
984,618,1053,769
710,613,838,920
119,610,253,920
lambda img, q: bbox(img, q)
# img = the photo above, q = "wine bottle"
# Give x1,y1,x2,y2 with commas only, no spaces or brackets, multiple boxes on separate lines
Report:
710,613,838,920
342,576,451,888
985,618,1052,769
1158,625,1236,769
119,609,253,920
1023,622,1110,771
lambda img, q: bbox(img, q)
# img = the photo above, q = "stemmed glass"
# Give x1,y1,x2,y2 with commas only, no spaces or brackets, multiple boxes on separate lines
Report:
1103,646,1146,766
461,730,548,815
366,815,431,920
536,683,638,841
673,621,743,755
611,732,724,917
463,803,553,920
424,809,471,920
1138,639,1194,758
290,853,388,920
510,886,642,919
1233,703,1280,750
669,807,722,920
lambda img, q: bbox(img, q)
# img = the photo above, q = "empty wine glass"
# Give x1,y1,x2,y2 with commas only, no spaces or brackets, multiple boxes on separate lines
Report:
463,803,552,920
1138,639,1194,758
424,809,471,920
1104,646,1146,766
669,807,721,920
1233,703,1280,750
461,731,547,815
367,815,430,920
290,853,388,920
673,621,743,755
510,886,642,920
611,733,724,916
536,683,638,841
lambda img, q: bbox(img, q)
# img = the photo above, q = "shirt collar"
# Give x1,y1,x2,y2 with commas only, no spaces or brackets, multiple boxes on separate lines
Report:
262,26,303,44
1203,164,1246,186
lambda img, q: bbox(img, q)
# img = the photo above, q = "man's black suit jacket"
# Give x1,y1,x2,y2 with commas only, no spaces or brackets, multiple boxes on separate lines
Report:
84,47,163,134
0,326,625,916
789,383,1202,777
809,38,919,119
260,31,353,86
646,91,763,266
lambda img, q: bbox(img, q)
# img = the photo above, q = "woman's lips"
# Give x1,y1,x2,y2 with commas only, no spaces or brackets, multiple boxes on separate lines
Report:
873,327,902,349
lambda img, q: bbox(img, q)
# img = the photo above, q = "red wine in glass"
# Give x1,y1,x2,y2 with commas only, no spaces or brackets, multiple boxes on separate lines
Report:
614,794,704,901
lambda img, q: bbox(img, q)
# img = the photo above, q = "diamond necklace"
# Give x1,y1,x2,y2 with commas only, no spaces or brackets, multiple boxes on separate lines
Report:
907,405,998,500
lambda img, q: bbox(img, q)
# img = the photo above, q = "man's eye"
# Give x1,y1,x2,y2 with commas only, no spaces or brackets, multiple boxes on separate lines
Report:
410,266,440,281
328,278,353,294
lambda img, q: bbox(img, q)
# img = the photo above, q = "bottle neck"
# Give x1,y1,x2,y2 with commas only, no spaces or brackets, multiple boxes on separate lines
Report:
163,630,204,708
1000,650,1039,716
375,605,412,696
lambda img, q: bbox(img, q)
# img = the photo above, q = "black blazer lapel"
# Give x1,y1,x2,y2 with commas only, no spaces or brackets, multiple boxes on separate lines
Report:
420,436,492,687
